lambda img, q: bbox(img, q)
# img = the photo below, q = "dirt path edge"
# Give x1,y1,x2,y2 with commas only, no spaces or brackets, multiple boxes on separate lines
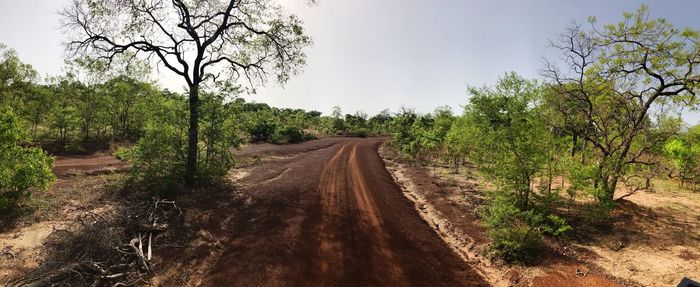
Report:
378,143,510,287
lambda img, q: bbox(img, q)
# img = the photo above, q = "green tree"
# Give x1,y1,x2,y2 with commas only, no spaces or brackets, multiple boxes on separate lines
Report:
664,138,695,185
63,0,311,185
445,116,475,173
465,72,548,210
368,109,392,135
0,44,38,112
432,106,453,141
464,73,571,262
0,107,54,212
48,77,80,146
100,76,157,141
543,5,700,204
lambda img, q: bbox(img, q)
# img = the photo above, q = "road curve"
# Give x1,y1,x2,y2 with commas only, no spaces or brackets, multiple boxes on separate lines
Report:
199,138,487,286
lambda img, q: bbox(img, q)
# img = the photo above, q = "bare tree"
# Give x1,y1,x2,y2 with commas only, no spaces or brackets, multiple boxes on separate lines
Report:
61,0,311,185
543,5,699,203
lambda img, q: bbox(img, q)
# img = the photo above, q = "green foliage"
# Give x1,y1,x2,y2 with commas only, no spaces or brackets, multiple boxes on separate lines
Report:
482,193,542,263
113,146,133,161
464,72,549,209
0,107,55,213
127,95,188,193
277,126,304,144
545,5,699,203
234,101,321,144
390,107,452,160
663,130,700,187
483,191,572,263
246,120,278,143
456,73,574,262
539,214,573,236
126,92,239,193
367,109,393,135
0,44,38,110
664,138,693,171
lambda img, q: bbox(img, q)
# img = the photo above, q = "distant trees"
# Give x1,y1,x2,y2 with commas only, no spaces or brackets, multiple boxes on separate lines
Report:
62,0,311,185
367,109,393,135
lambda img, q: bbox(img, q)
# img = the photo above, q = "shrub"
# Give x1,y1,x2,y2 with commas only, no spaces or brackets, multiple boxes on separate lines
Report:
63,143,86,154
247,120,277,143
482,193,543,263
488,218,542,263
482,191,571,263
113,146,133,161
126,93,238,193
302,132,317,142
0,107,55,213
277,126,304,144
127,122,186,194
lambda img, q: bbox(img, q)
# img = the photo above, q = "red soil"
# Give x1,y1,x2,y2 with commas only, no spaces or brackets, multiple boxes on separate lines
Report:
52,155,128,177
162,138,487,286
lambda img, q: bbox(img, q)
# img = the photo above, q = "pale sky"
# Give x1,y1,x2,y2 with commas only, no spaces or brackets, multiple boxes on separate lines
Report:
1,0,699,121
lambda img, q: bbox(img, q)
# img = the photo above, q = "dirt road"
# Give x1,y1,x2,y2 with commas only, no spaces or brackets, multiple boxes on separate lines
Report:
187,138,487,286
52,155,128,177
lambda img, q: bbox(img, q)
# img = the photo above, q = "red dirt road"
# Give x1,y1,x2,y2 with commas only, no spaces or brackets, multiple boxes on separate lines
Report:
52,155,128,177
186,138,487,286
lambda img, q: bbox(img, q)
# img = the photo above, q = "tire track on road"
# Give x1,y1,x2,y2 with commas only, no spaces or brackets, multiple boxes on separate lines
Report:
317,142,350,280
348,143,405,283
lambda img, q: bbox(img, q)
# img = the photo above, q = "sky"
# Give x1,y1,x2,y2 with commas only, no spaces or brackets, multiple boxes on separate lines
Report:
1,0,699,121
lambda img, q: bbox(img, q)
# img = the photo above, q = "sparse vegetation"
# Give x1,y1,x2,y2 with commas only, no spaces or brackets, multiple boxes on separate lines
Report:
0,1,698,286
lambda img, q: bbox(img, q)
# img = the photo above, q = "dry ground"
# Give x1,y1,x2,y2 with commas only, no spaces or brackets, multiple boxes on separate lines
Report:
4,138,697,286
0,173,124,284
4,138,487,286
157,138,487,286
378,143,700,287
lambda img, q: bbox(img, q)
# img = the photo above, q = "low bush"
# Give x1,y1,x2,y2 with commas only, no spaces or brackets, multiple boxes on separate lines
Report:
0,107,55,214
247,120,277,143
276,126,304,144
127,122,186,194
125,93,238,194
113,146,133,161
482,191,571,263
482,193,542,263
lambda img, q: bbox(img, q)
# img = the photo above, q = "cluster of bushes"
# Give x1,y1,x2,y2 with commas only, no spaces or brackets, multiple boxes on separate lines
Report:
0,107,54,213
384,6,699,263
236,102,318,144
390,106,453,160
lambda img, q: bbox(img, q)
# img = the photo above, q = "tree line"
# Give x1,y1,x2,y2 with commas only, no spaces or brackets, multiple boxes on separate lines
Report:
2,2,698,264
0,41,401,207
388,6,699,262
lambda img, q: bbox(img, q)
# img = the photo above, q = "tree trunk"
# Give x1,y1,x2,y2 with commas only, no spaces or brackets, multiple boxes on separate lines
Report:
185,85,200,186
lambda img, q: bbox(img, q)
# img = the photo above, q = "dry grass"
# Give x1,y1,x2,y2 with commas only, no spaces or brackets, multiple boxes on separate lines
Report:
420,160,700,287
0,174,126,283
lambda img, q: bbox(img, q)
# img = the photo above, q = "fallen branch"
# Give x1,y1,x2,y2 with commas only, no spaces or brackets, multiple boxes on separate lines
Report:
125,237,149,272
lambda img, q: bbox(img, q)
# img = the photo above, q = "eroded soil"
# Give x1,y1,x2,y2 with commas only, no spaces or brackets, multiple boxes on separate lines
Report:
6,137,698,286
52,155,128,177
160,138,487,286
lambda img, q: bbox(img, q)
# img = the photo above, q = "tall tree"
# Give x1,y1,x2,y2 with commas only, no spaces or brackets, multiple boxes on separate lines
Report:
0,44,38,112
464,73,549,210
62,0,311,185
543,5,699,203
